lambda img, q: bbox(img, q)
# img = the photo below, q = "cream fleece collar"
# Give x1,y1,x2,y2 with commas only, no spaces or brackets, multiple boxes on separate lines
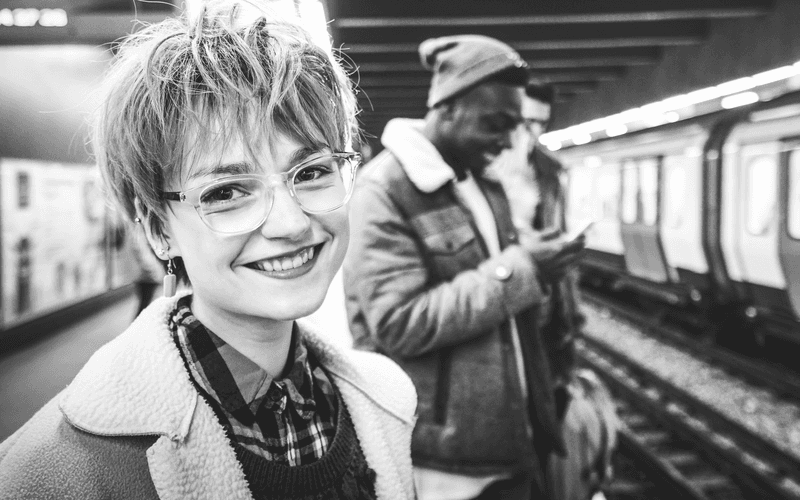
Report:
381,118,456,193
59,294,414,438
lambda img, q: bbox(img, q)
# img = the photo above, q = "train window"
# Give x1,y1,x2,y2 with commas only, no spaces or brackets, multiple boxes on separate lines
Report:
789,149,800,239
598,165,620,220
639,158,659,226
17,172,30,208
663,156,686,229
567,166,593,222
621,161,638,224
745,153,778,236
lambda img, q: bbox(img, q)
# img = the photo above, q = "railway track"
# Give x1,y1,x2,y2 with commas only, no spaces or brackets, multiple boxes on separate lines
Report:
581,289,800,402
579,337,800,500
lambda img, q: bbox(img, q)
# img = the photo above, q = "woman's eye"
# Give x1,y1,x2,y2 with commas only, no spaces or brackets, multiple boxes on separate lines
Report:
295,165,332,183
201,185,247,204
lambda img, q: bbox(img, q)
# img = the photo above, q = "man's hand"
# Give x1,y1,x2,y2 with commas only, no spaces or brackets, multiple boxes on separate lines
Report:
518,226,586,283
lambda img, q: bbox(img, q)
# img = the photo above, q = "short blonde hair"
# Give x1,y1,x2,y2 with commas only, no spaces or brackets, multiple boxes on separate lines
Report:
93,0,359,240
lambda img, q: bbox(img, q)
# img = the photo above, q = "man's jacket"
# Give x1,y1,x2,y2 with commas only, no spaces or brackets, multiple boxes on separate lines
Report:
343,119,566,482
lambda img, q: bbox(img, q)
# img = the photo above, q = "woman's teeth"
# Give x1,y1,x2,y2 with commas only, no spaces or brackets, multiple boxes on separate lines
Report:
251,246,315,272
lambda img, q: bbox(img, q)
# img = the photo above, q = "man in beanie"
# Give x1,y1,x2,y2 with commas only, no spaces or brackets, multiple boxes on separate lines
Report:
343,35,586,499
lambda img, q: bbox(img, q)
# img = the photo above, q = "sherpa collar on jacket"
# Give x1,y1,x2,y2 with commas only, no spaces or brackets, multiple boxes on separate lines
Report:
381,118,457,193
58,294,416,500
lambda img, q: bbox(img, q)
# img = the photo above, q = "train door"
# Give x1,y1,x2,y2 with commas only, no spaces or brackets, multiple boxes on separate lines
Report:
732,142,787,308
780,141,800,319
619,158,672,283
661,150,710,288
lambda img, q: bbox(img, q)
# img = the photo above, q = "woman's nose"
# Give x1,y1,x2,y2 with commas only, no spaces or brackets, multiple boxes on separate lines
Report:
259,184,311,240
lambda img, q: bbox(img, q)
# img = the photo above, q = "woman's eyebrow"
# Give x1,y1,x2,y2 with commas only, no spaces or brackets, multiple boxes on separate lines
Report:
187,162,252,182
288,146,325,166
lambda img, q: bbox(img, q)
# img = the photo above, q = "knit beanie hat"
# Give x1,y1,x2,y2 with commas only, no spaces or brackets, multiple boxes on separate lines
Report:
419,35,528,108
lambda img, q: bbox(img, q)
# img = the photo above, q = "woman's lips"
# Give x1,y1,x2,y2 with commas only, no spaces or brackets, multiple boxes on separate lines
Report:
244,243,323,278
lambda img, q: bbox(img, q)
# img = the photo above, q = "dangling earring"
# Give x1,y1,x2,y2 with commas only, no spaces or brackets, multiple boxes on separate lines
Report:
163,257,177,297
159,246,176,297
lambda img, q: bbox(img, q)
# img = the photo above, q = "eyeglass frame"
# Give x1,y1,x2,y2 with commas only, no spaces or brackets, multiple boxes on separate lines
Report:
162,151,362,234
522,117,550,131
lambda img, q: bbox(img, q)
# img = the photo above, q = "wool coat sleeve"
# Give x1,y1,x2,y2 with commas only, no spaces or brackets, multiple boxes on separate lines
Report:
344,177,548,359
0,396,158,500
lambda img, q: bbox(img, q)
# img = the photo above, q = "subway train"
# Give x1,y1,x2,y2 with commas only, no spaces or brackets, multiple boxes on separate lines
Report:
558,90,800,346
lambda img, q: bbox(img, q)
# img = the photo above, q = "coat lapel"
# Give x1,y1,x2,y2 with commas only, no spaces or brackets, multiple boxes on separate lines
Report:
146,399,252,500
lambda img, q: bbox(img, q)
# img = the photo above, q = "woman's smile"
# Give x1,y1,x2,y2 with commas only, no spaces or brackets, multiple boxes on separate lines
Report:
243,243,324,279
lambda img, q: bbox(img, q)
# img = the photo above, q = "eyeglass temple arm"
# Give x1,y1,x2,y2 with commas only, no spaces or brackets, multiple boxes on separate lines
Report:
162,192,184,202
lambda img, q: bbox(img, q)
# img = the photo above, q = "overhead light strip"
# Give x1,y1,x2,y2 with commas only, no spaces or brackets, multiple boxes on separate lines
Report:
540,61,800,151
0,8,67,27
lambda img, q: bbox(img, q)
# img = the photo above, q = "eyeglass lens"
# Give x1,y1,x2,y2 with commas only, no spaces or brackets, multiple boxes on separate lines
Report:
197,156,354,233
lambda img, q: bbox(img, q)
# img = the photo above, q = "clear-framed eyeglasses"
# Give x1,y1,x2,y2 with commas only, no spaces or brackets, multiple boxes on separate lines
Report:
163,152,362,235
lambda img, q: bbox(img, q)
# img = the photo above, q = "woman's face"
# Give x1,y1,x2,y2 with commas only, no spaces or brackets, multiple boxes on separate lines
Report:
161,130,349,325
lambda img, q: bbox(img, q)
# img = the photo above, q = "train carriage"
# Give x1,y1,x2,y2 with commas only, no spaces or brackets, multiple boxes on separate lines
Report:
560,93,800,344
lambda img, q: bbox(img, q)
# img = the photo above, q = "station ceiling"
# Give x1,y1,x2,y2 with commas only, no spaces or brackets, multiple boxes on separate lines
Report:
326,0,776,140
0,0,177,45
1,0,777,139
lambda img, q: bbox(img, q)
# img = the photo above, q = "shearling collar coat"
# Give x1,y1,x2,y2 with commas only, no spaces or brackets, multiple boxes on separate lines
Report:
0,295,417,500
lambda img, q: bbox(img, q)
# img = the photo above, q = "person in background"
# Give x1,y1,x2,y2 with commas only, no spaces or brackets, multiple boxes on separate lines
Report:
491,81,618,500
343,35,586,499
131,229,164,316
0,2,416,499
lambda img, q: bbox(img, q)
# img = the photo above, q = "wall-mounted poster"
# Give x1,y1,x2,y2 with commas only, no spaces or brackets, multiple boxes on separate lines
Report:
0,158,110,327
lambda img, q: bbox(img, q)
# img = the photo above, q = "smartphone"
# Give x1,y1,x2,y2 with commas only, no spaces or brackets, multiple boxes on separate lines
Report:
565,220,595,242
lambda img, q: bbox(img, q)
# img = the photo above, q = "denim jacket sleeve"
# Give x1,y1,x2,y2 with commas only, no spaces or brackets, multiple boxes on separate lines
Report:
344,177,548,359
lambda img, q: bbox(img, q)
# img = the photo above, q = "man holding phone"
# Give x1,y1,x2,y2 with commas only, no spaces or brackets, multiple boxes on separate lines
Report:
492,82,618,500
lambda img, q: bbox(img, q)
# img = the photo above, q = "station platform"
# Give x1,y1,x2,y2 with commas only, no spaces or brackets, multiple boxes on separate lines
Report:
0,291,140,442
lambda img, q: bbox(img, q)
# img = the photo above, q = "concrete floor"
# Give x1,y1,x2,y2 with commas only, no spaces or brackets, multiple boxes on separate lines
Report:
0,294,139,442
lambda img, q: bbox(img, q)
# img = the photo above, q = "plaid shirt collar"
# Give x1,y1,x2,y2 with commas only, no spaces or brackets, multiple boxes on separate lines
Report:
169,295,318,424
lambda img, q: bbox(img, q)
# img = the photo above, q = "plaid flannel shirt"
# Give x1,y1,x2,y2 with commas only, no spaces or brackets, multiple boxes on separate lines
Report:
169,296,337,466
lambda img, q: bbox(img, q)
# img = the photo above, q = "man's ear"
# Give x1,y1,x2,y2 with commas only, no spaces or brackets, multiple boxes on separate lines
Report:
134,197,177,261
438,100,456,122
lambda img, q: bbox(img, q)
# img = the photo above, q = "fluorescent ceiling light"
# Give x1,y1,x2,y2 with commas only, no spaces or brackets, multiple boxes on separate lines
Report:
572,133,592,145
606,123,628,137
720,91,759,109
547,60,800,147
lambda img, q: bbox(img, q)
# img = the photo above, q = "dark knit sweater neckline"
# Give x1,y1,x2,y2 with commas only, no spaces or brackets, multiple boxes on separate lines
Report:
234,389,376,499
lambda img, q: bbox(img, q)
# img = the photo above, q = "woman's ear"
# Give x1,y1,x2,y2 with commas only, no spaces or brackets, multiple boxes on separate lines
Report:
134,197,176,261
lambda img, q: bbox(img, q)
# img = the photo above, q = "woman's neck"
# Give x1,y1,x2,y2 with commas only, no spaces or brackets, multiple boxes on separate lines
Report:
189,294,294,378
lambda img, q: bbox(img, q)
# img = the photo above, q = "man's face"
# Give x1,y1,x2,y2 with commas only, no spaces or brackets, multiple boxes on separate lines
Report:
522,96,551,149
444,82,524,174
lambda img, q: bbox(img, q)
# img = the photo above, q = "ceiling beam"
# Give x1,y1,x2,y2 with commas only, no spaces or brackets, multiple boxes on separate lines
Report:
353,68,627,88
358,88,429,99
328,0,771,27
354,53,657,73
346,47,661,65
337,20,707,49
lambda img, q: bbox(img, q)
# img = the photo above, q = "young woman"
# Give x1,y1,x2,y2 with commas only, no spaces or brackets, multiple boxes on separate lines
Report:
0,2,416,499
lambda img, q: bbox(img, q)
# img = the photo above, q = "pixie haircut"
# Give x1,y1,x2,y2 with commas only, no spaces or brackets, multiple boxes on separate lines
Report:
93,0,359,243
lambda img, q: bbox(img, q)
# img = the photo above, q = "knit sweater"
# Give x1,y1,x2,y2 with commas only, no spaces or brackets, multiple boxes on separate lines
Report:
188,351,378,500
235,402,376,499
